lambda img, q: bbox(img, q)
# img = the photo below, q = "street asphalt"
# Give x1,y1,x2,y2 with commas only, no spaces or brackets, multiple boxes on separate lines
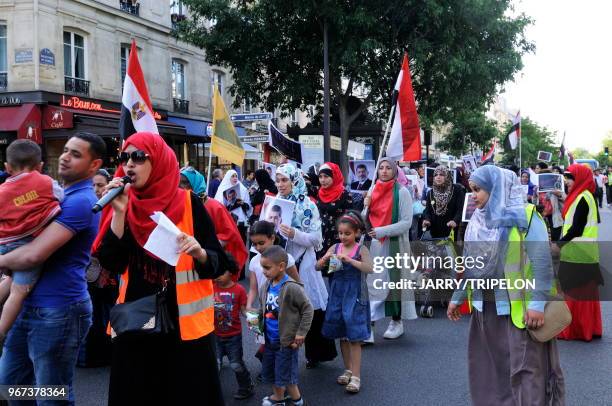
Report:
74,208,612,406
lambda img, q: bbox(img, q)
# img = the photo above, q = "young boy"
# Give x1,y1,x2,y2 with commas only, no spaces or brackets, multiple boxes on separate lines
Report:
258,246,313,406
213,255,255,400
0,140,63,346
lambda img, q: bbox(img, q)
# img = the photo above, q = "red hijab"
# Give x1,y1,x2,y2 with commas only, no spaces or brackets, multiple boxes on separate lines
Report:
92,132,185,254
562,164,596,219
317,162,345,203
368,158,398,231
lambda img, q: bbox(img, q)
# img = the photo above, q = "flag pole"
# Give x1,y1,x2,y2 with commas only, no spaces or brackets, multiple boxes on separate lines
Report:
371,90,398,187
518,110,522,168
206,149,213,194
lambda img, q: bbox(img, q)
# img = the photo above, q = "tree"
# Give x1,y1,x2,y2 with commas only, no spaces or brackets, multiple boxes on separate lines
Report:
571,148,592,159
436,110,500,157
501,117,557,168
178,0,533,174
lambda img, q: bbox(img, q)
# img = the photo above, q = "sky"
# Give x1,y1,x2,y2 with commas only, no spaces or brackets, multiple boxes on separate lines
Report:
502,0,612,153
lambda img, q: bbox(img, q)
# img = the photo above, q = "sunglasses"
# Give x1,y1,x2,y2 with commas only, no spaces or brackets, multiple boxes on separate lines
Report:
118,150,149,165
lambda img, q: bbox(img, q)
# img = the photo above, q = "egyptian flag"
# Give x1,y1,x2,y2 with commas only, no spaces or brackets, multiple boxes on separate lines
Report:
386,53,421,161
119,40,158,140
503,111,521,150
558,131,566,160
481,140,496,163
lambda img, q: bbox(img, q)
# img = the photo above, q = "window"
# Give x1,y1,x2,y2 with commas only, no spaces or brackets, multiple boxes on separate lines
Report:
172,59,185,99
211,70,224,96
120,45,130,84
119,0,140,16
0,24,7,91
64,31,85,79
242,98,251,113
170,0,185,15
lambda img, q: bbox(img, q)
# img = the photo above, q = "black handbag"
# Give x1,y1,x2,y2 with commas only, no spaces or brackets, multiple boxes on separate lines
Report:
109,287,175,340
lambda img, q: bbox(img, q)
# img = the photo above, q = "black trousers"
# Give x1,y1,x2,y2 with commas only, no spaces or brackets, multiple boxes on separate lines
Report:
305,309,337,362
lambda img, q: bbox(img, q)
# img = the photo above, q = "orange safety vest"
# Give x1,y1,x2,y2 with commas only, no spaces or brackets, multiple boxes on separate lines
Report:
111,192,215,340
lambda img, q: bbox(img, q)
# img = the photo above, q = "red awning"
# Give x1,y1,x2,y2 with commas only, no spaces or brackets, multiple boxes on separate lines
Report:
0,104,42,144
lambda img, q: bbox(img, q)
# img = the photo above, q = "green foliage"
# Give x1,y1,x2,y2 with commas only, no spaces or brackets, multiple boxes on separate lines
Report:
177,0,533,171
571,148,592,159
501,117,557,168
436,110,500,156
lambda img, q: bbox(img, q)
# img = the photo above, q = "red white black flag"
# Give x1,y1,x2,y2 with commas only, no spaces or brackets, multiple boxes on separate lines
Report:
504,111,521,151
119,40,158,140
482,140,496,163
386,53,422,161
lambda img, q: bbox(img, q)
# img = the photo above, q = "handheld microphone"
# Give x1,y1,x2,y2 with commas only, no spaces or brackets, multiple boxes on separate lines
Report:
92,176,132,213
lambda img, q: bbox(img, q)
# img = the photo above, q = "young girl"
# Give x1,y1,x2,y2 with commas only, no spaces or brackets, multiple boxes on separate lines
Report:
317,211,373,393
246,221,300,310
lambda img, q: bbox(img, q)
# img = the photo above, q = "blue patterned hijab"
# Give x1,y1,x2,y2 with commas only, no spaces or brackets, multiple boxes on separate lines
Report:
276,164,322,238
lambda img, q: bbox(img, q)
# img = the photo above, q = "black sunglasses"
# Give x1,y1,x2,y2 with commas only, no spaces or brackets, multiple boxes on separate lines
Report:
118,150,149,165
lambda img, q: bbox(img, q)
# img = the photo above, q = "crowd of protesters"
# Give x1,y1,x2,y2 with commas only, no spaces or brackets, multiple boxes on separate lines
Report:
0,132,607,406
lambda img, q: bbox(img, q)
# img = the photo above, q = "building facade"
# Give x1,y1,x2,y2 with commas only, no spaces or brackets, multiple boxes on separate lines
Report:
0,0,245,176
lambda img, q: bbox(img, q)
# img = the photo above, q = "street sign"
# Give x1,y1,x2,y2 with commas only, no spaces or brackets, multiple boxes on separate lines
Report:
240,135,269,143
230,112,273,122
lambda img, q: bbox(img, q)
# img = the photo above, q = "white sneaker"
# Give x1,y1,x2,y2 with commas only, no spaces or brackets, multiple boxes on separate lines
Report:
363,330,374,344
383,320,404,339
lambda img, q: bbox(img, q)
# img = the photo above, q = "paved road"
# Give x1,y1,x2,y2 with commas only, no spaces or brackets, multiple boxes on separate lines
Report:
74,208,612,406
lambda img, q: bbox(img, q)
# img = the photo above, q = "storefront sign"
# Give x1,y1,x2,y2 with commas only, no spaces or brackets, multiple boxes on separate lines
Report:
240,135,269,143
60,95,162,119
299,135,324,171
40,48,56,66
0,96,22,107
15,48,33,64
43,106,74,130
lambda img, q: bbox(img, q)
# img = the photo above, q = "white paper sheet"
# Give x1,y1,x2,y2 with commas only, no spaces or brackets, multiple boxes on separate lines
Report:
143,211,182,266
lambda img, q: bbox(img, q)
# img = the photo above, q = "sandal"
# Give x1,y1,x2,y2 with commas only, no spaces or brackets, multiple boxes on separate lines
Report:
345,376,361,393
336,369,352,385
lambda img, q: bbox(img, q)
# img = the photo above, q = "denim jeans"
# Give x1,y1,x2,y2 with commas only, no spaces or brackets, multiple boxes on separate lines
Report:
0,298,93,406
215,333,252,390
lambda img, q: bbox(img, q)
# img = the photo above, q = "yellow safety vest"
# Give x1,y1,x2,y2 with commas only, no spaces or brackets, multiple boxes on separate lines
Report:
468,204,556,329
560,190,599,264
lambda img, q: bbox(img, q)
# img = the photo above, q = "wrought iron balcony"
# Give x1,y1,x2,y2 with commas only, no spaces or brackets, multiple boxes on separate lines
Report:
173,98,189,114
0,73,6,91
64,76,90,96
119,0,140,16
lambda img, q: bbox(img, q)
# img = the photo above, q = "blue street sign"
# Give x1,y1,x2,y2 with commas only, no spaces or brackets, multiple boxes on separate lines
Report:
230,112,273,122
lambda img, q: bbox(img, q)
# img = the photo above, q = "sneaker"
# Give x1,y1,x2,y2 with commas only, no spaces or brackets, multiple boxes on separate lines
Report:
262,395,286,406
291,397,305,406
383,320,404,339
234,384,255,400
363,330,374,345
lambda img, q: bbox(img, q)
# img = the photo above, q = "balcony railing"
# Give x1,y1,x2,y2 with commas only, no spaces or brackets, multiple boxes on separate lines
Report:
119,0,140,16
173,98,189,114
64,76,90,96
0,73,6,91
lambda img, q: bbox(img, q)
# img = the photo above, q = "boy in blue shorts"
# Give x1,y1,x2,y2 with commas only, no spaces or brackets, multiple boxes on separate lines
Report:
257,246,313,406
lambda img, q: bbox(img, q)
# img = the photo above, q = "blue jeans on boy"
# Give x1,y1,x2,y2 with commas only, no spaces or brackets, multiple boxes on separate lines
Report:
215,333,253,391
0,298,92,405
262,341,299,387
0,238,41,286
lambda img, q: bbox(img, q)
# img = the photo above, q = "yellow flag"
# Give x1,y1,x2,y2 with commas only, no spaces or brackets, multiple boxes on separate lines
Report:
210,87,245,166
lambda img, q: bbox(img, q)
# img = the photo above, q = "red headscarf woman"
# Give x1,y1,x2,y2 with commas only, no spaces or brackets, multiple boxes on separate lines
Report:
557,163,603,341
316,162,354,258
93,132,225,405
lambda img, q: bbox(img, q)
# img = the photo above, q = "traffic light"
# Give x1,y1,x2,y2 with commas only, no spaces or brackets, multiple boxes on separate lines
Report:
605,146,609,156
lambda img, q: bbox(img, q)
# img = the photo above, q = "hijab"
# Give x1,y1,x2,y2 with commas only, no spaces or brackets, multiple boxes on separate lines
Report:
520,170,536,196
562,164,596,219
369,157,399,233
124,132,186,250
276,164,322,237
254,169,277,194
180,167,207,196
431,165,454,216
214,169,249,204
464,166,527,278
317,162,345,203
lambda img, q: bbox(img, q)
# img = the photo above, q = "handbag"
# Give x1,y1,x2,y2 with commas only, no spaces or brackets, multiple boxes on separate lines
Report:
412,201,425,216
109,285,175,340
518,218,571,343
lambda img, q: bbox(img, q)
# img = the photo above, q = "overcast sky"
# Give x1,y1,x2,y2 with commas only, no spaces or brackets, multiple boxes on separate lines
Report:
502,0,611,153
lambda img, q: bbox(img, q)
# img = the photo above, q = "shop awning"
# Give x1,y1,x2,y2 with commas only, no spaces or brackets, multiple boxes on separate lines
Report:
167,116,211,137
0,104,42,144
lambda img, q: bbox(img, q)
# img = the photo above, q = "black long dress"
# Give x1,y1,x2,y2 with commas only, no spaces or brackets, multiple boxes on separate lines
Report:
97,193,226,406
316,190,354,258
422,184,465,239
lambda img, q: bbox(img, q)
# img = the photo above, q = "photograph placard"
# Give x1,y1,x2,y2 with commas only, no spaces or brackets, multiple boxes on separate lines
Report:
349,160,375,192
461,193,478,222
259,195,296,248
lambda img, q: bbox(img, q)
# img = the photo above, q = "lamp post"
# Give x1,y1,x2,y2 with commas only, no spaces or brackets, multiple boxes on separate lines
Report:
323,19,331,162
